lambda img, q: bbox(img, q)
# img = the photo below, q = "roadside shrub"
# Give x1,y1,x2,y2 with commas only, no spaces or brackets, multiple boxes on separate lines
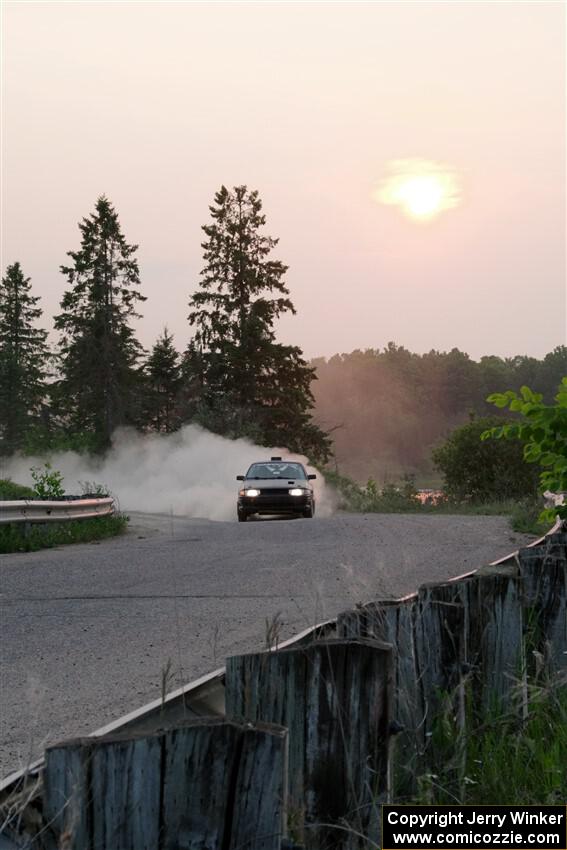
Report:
30,462,65,500
432,415,539,503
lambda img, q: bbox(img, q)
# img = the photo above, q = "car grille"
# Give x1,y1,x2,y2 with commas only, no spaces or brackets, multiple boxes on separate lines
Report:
259,487,294,495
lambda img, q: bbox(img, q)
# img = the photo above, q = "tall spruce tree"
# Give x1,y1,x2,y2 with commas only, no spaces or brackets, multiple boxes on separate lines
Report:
187,185,331,463
55,196,146,449
144,327,182,432
0,263,48,454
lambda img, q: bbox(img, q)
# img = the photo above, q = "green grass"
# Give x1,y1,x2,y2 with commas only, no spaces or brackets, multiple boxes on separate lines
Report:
414,680,567,804
0,478,36,500
0,513,129,554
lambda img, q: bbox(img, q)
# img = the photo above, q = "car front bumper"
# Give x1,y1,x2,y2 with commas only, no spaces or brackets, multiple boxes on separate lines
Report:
238,492,313,515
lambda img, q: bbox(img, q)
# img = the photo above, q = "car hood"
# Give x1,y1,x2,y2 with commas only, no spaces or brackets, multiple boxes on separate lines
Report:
242,478,312,490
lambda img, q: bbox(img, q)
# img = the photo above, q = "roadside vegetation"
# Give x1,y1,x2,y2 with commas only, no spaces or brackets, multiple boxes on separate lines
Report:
0,464,128,554
483,378,567,524
323,469,548,535
0,478,35,500
414,677,567,805
0,513,128,554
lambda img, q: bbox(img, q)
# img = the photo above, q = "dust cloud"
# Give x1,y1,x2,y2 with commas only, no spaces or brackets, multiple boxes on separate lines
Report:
2,425,338,521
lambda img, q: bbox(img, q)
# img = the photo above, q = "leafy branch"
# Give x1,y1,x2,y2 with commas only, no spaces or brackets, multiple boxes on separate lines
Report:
482,378,567,522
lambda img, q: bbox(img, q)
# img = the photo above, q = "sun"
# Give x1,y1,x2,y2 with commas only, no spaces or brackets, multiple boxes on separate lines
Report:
397,175,444,219
375,159,461,222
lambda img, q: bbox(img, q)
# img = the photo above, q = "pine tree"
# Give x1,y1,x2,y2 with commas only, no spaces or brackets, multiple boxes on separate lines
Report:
187,185,331,463
144,328,182,432
55,196,146,449
0,263,48,454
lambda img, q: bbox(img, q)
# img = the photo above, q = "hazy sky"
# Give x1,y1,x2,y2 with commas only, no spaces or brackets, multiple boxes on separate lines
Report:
2,1,565,361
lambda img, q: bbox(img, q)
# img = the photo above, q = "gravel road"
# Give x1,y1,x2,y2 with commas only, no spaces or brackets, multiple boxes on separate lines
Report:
0,511,534,778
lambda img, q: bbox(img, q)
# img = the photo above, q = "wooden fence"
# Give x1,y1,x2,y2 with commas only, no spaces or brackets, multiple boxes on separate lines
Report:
36,529,565,850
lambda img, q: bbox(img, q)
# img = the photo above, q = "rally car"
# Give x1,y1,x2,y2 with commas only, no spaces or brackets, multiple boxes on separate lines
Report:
236,457,316,521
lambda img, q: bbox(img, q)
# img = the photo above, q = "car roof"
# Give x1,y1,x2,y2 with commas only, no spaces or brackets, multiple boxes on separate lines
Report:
247,460,304,467
245,460,307,475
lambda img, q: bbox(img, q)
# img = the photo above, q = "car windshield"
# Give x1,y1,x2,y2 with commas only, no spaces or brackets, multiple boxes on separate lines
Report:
246,462,307,480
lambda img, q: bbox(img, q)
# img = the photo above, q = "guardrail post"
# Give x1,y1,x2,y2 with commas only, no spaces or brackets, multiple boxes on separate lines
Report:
337,599,421,798
225,639,392,850
518,530,567,675
43,718,288,850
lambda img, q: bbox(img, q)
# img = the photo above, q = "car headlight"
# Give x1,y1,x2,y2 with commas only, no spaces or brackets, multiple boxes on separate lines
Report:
289,488,306,496
243,488,260,497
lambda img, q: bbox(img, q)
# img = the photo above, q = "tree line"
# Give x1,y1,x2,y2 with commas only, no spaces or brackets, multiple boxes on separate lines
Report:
311,344,567,481
0,188,332,463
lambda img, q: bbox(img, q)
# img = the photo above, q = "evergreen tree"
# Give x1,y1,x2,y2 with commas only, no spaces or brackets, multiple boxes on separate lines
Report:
144,327,182,432
0,263,48,454
187,185,331,463
55,196,146,450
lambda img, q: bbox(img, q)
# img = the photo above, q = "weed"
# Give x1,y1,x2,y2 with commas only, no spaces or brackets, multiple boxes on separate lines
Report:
265,611,283,651
30,462,65,500
161,658,175,713
412,677,567,804
78,480,110,497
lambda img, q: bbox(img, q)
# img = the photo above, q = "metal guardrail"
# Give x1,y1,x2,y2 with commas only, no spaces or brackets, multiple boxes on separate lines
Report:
0,497,114,525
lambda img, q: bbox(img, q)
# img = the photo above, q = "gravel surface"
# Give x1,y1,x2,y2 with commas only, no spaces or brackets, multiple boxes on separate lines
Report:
0,511,534,778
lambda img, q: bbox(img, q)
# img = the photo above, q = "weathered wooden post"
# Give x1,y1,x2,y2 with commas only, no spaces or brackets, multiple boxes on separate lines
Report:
43,717,288,850
518,531,567,675
337,598,421,798
225,639,392,850
464,565,524,712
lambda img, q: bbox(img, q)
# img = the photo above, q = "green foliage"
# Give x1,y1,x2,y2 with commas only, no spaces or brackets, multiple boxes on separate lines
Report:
143,327,182,433
0,513,128,553
54,196,146,451
414,681,567,804
0,262,49,455
483,378,567,522
432,415,539,503
187,185,332,465
0,479,36,500
508,500,550,535
30,462,65,500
